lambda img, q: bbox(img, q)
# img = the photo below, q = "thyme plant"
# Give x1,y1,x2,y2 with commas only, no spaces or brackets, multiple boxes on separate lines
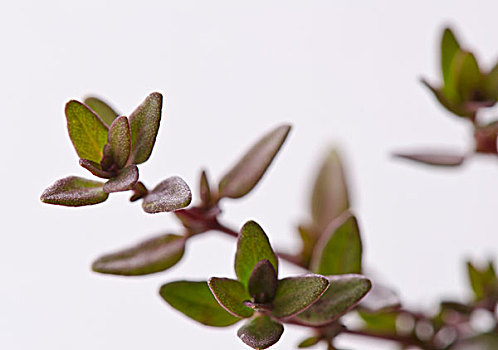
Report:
41,27,498,349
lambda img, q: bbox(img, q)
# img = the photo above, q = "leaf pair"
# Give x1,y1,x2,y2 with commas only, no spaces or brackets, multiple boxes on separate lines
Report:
160,221,330,349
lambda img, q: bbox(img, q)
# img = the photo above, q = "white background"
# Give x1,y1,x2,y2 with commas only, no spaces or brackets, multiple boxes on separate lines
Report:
1,1,497,349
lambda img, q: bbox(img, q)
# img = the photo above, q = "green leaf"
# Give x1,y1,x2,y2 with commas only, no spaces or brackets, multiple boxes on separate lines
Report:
208,278,254,318
107,116,131,169
237,315,284,349
248,259,278,304
79,159,112,179
311,212,362,275
128,92,162,164
311,149,350,231
92,233,185,276
272,274,329,319
65,100,109,163
159,281,241,327
40,176,108,206
103,165,139,193
456,51,482,101
235,221,278,288
484,62,498,100
199,169,212,206
358,309,398,333
394,152,465,167
297,225,317,268
84,96,119,127
441,28,460,89
295,274,372,326
421,79,471,117
298,336,321,348
467,260,498,301
142,176,192,213
452,333,498,350
218,124,291,199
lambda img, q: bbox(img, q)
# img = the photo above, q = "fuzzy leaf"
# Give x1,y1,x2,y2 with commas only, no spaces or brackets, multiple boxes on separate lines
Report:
107,116,131,169
142,176,192,213
237,315,284,349
92,233,185,276
40,176,108,206
79,159,112,179
272,274,329,319
208,278,254,318
311,149,350,231
311,212,362,275
160,281,241,327
218,124,291,199
441,28,460,88
295,274,372,326
394,152,465,167
235,221,278,288
103,165,139,193
65,100,108,163
248,259,278,304
298,336,321,348
84,96,119,127
128,92,162,164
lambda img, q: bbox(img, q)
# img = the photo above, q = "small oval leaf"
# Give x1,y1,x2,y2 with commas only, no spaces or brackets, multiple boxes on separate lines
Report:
107,116,131,169
92,233,185,276
394,152,465,167
160,281,241,327
65,100,109,163
235,221,278,288
295,274,372,327
208,278,254,318
142,176,192,213
129,92,163,164
84,96,119,127
298,336,321,348
40,176,108,206
79,159,112,179
218,124,291,199
272,274,329,319
103,165,139,193
237,315,284,350
248,259,278,304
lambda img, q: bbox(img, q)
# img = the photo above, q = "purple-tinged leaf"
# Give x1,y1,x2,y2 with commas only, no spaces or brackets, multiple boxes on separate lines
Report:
421,79,471,117
311,149,350,231
160,281,241,327
295,274,372,327
128,92,162,164
40,176,108,206
235,221,278,289
79,159,113,179
129,181,148,202
92,233,185,276
248,259,278,304
394,151,465,167
142,176,192,213
199,169,212,206
103,165,138,193
272,274,329,319
208,278,254,318
311,212,362,275
84,96,119,127
107,116,131,169
237,315,284,349
218,124,291,199
65,100,109,163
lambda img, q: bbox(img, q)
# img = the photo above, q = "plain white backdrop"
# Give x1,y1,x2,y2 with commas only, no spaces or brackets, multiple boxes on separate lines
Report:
1,1,497,349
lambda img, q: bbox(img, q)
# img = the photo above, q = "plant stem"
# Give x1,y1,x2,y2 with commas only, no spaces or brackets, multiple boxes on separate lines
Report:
343,328,430,349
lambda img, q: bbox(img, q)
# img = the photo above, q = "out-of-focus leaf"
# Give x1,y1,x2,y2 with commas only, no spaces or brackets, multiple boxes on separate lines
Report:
84,96,119,127
235,221,278,288
272,275,329,319
103,165,138,193
79,159,112,179
422,79,471,117
297,225,317,268
467,261,498,301
311,212,362,275
441,28,460,88
40,176,108,206
360,282,401,311
298,336,321,348
199,169,211,206
248,259,278,304
107,116,131,169
159,281,241,327
451,333,498,350
128,92,163,164
218,124,291,199
295,274,372,326
311,149,350,231
455,51,482,101
208,278,254,318
484,62,498,100
358,309,398,334
237,315,284,349
394,152,465,167
92,233,185,276
142,176,192,213
65,100,108,163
